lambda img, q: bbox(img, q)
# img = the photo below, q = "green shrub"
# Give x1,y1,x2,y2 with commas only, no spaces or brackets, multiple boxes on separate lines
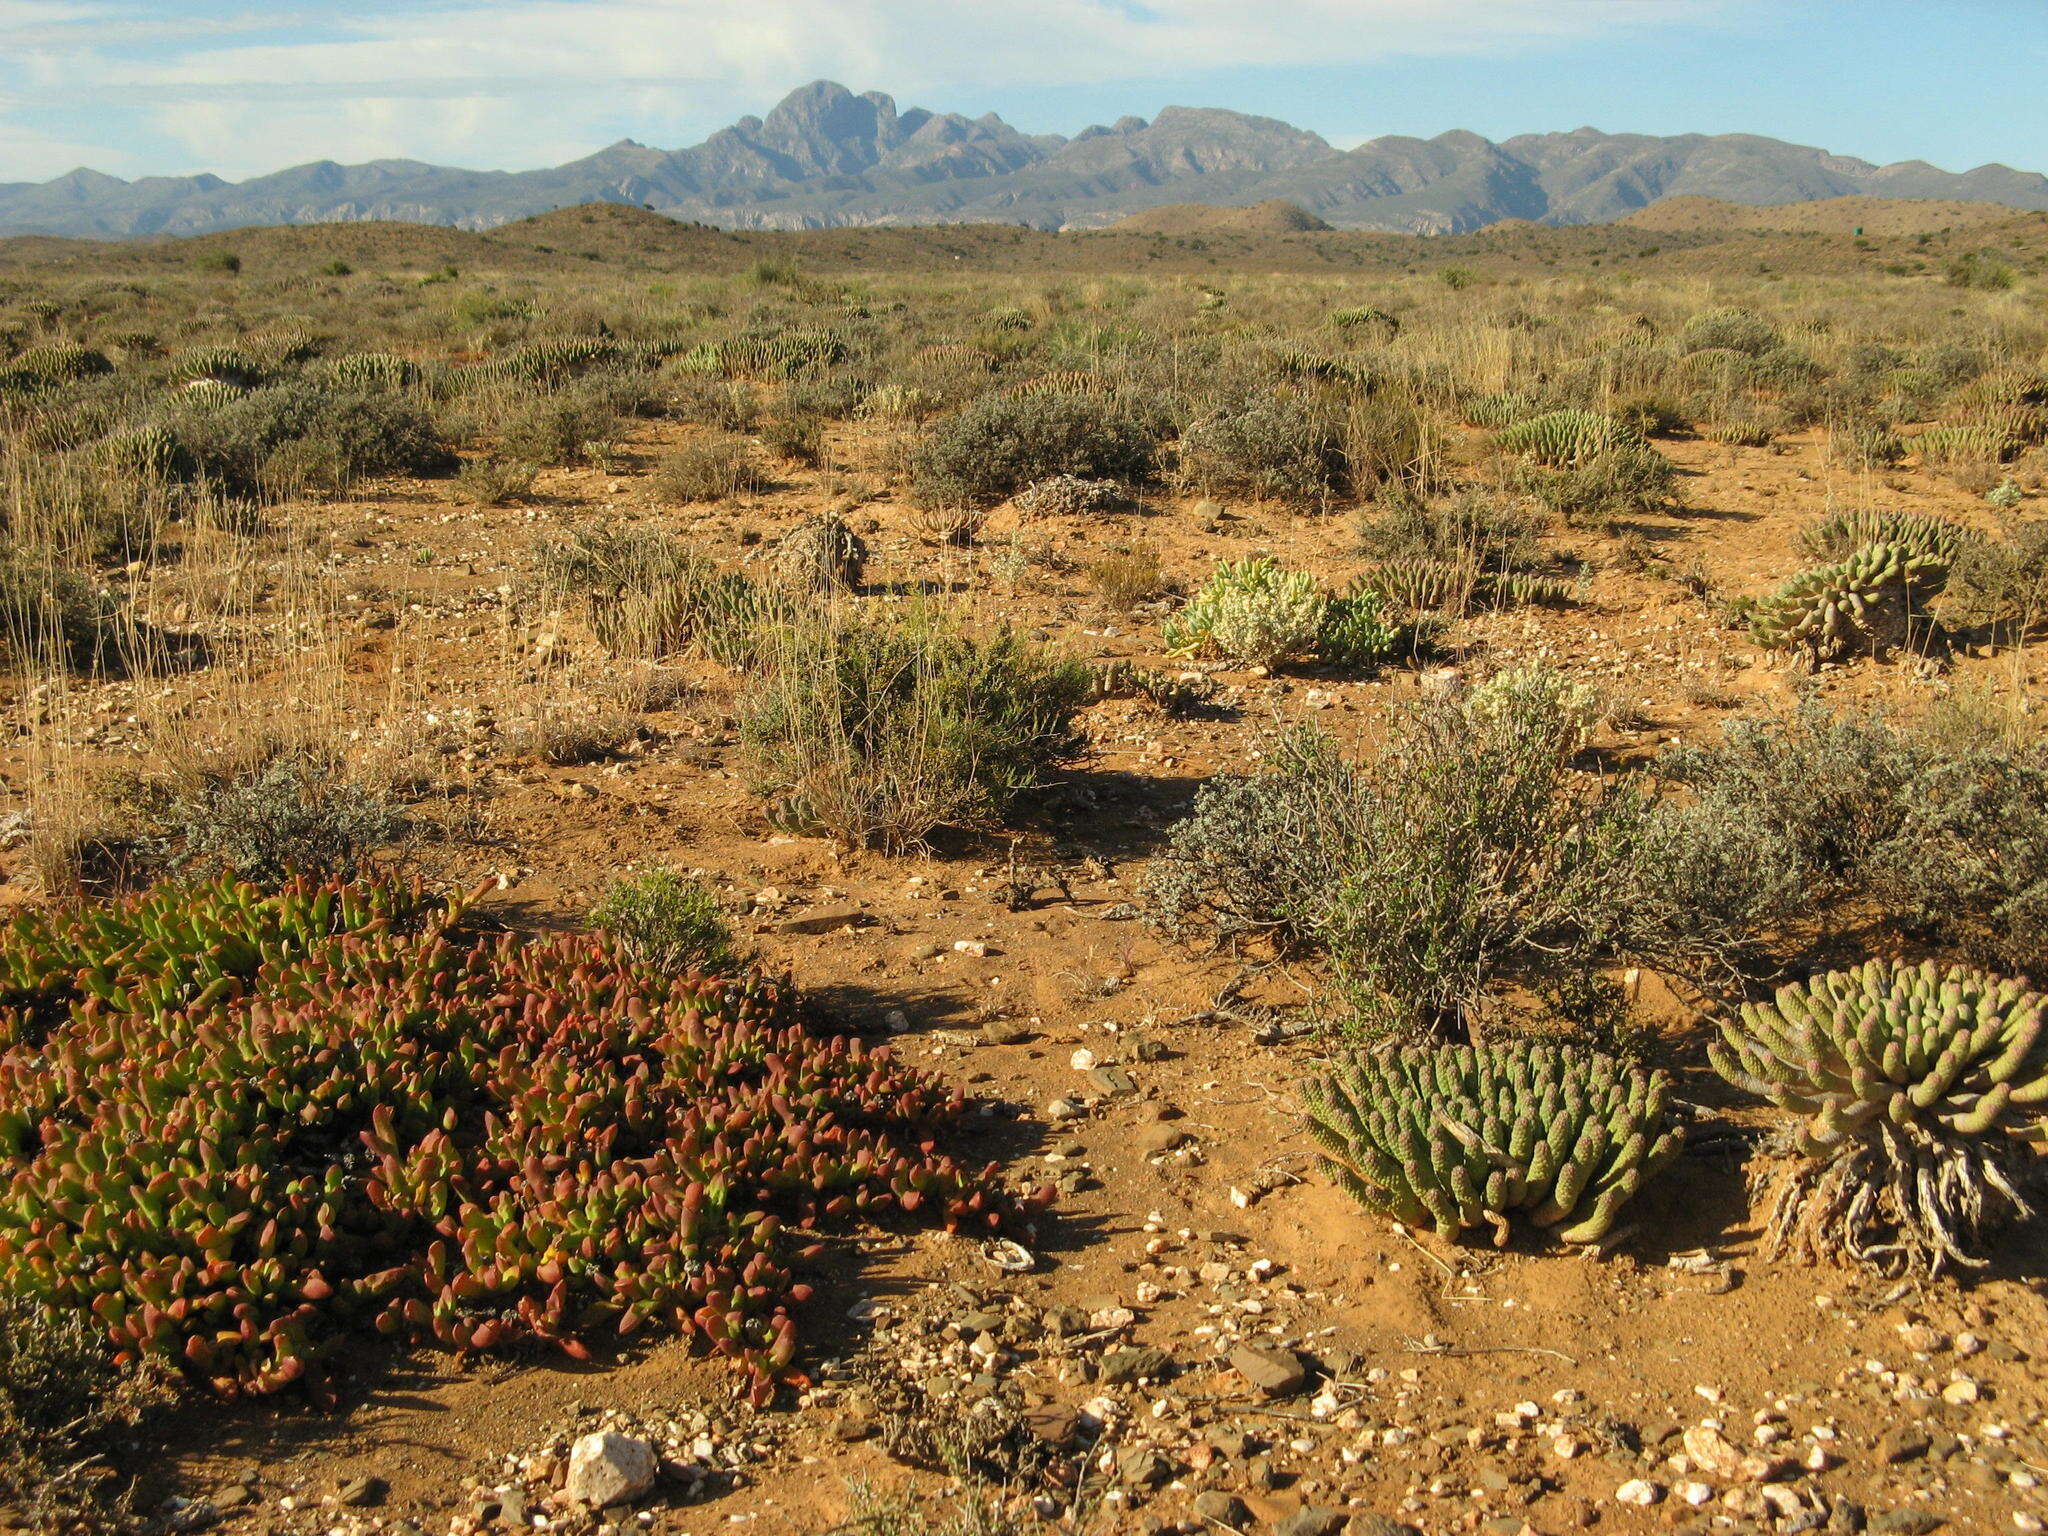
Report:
1318,584,1400,671
498,387,626,467
739,617,1090,852
589,867,740,973
171,382,454,497
911,392,1160,510
761,411,826,467
1163,556,1326,669
1305,1042,1682,1246
1498,409,1643,466
1149,672,1650,1037
1712,959,2046,1274
1177,390,1346,507
0,874,1034,1403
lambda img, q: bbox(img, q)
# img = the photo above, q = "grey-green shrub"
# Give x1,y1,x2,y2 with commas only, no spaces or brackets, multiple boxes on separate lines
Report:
589,868,740,974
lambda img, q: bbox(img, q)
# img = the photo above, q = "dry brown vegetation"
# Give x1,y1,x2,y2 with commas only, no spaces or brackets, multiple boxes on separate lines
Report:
3,203,2048,1536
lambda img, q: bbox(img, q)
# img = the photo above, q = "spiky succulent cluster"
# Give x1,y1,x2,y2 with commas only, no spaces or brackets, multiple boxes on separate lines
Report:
1303,1043,1682,1247
1748,540,1945,664
1798,509,1975,566
0,875,1040,1403
166,346,260,388
1328,306,1400,339
1710,960,2045,1274
1917,423,2016,465
10,343,112,383
679,331,848,380
321,352,418,391
1366,558,1573,618
773,512,868,594
1497,409,1642,466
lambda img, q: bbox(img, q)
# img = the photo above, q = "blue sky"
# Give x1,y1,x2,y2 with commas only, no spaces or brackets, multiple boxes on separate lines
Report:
2,0,2044,184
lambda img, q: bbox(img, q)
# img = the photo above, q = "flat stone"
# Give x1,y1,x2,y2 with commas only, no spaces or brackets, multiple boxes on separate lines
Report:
1229,1344,1307,1398
1277,1508,1349,1536
1140,1123,1192,1154
1101,1346,1173,1386
1346,1518,1423,1536
338,1477,387,1509
1190,1491,1249,1526
778,903,867,934
1117,1446,1173,1488
1879,1427,1931,1464
1870,1513,1943,1536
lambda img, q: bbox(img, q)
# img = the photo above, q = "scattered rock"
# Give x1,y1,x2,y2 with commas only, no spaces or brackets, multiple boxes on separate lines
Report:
566,1430,658,1508
1190,1491,1250,1526
1228,1344,1307,1398
1614,1479,1664,1506
1140,1122,1193,1154
338,1476,386,1509
1878,1427,1932,1464
1277,1509,1349,1536
1870,1512,1944,1536
1101,1346,1173,1386
776,903,868,934
1345,1517,1422,1536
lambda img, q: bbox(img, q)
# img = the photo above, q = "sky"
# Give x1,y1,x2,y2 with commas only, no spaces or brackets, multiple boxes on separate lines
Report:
1,0,2045,185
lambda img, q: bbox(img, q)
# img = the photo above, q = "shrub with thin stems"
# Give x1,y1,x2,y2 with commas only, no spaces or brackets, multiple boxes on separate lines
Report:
738,615,1091,853
1177,389,1347,508
653,433,768,503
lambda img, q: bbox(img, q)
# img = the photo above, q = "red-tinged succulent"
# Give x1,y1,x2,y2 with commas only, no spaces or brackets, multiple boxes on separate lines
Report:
0,874,1044,1403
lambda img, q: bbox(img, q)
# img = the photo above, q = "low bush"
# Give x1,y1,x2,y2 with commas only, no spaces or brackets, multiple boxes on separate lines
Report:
0,548,131,674
653,433,768,503
0,874,1038,1404
455,455,538,506
1516,442,1677,524
1148,671,1654,1038
1176,389,1347,508
911,392,1161,511
497,385,628,467
1680,306,1778,356
589,867,741,974
112,742,407,885
171,382,454,497
739,617,1091,852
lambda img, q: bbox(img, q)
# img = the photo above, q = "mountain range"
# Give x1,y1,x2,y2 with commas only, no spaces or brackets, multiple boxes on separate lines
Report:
4,79,2045,241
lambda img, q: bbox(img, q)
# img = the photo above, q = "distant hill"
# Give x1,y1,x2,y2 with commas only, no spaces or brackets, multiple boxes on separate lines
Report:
1103,200,1332,235
2,80,2044,239
1618,194,2028,235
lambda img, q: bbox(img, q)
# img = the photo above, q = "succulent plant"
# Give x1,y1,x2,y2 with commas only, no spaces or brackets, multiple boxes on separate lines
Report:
1329,306,1400,339
0,874,1042,1404
1304,1042,1683,1247
773,513,868,594
1163,557,1327,669
10,343,112,383
1710,959,2048,1274
1797,509,1975,566
1917,423,2016,465
1498,409,1643,466
166,346,260,388
321,353,417,391
1748,541,1946,665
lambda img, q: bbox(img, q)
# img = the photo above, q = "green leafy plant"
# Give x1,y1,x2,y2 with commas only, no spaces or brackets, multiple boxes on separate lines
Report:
589,867,741,973
1711,960,2047,1274
1498,409,1643,467
1304,1042,1682,1246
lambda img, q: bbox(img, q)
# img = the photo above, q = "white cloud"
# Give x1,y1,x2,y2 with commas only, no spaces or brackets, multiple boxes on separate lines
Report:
3,0,1749,177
